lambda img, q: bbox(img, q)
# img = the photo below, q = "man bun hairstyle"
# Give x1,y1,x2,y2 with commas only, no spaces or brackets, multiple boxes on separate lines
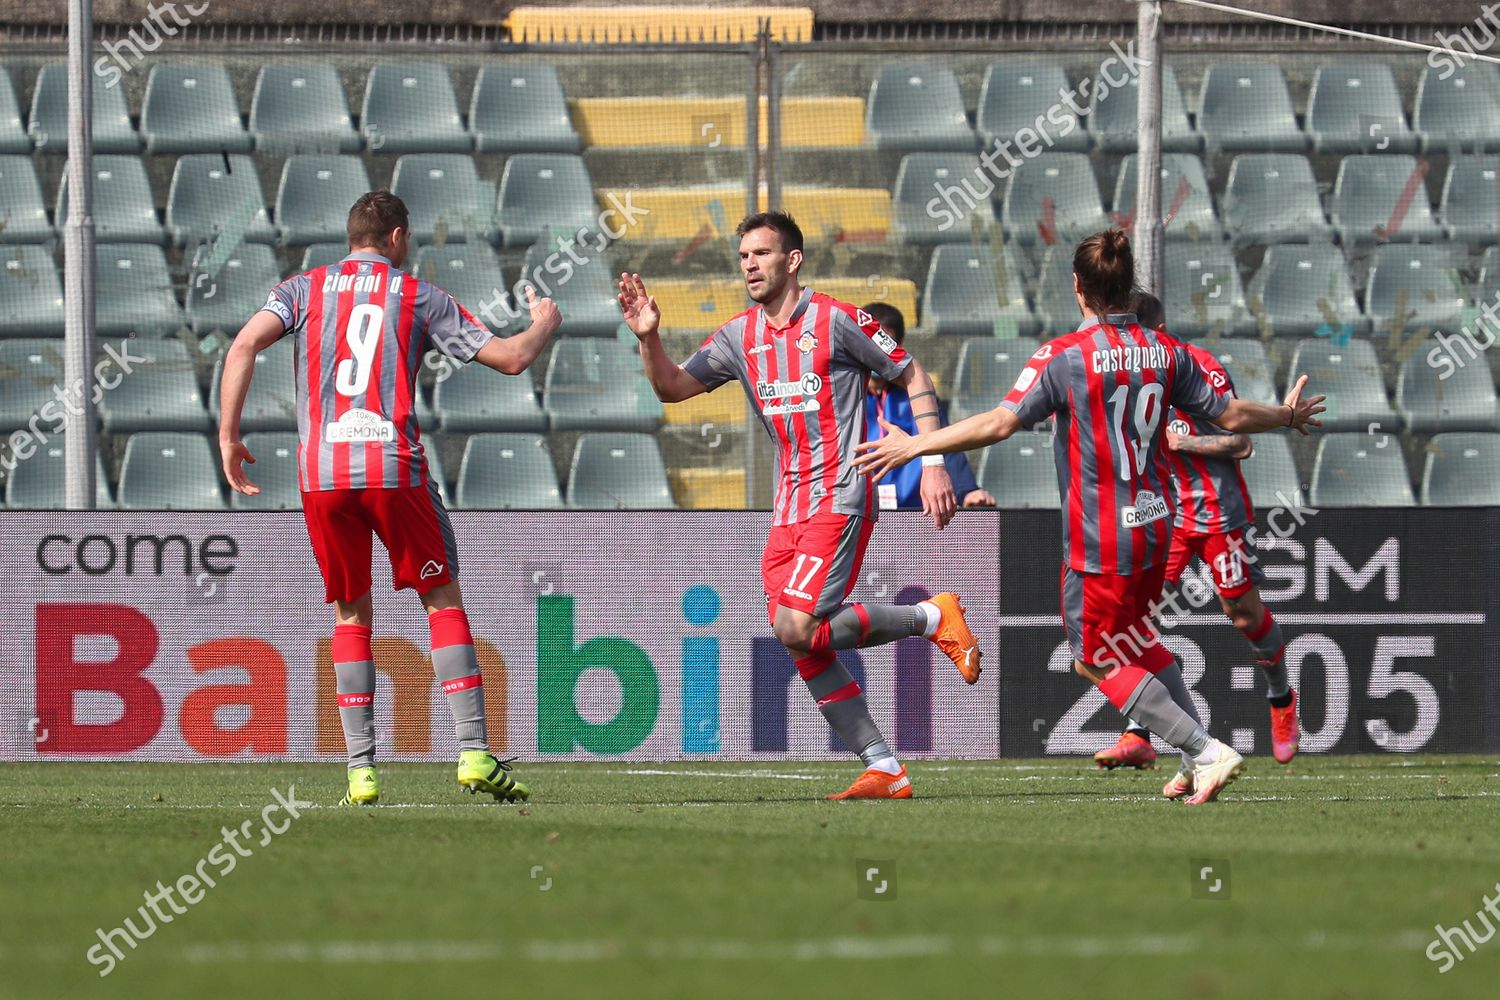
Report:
1073,228,1136,318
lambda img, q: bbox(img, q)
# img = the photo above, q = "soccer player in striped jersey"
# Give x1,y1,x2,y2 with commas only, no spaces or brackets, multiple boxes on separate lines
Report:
1095,293,1300,786
617,210,982,800
856,229,1324,804
218,191,561,806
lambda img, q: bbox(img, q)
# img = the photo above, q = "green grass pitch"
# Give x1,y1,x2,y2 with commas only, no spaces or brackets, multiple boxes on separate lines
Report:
3,757,1500,999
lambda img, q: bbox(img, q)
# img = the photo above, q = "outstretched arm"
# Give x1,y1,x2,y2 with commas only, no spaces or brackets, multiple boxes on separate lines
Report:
618,273,709,403
1168,430,1252,459
854,404,1023,482
218,310,286,496
473,287,561,375
1214,375,1325,435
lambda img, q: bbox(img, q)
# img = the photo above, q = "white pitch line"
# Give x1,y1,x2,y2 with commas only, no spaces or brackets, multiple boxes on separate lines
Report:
996,612,1485,626
611,769,821,781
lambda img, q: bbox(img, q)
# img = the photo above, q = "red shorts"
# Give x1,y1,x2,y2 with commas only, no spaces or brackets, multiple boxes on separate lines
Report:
1060,562,1174,671
762,512,874,621
1163,526,1264,600
301,482,457,603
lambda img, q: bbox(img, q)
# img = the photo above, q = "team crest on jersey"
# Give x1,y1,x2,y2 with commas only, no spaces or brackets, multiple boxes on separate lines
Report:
1168,418,1191,436
1122,490,1170,528
1032,344,1053,361
797,332,818,353
325,408,395,443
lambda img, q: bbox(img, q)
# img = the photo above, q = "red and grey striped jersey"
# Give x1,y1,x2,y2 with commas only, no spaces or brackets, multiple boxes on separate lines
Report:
999,314,1228,575
259,252,493,492
682,287,911,526
1164,341,1255,534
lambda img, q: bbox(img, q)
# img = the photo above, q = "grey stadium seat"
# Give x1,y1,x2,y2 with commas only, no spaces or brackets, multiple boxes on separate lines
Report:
232,432,302,510
544,339,663,432
456,433,563,509
211,336,297,432
1001,153,1109,247
301,243,348,271
0,68,28,154
1239,433,1303,509
1330,155,1443,245
496,154,598,248
250,63,361,154
433,358,547,433
865,63,973,152
1209,338,1279,404
1246,243,1367,338
1162,244,1255,337
96,244,182,338
1440,156,1500,245
949,338,1041,423
470,62,581,154
392,154,497,244
921,244,1038,337
57,156,163,244
521,243,621,337
1034,246,1081,334
1307,62,1418,154
187,243,282,335
892,154,993,244
414,243,508,326
1415,62,1500,153
1222,154,1333,246
0,338,63,431
5,442,112,509
140,64,252,155
977,432,1058,509
1364,243,1468,334
166,154,276,247
978,62,1087,153
1089,63,1198,153
1112,153,1223,242
0,155,51,243
118,432,225,510
97,337,209,434
29,62,140,153
1197,62,1307,152
1310,433,1415,507
1287,338,1397,433
0,245,64,337
276,155,372,245
1422,433,1500,505
567,432,676,510
360,63,471,155
1396,351,1500,433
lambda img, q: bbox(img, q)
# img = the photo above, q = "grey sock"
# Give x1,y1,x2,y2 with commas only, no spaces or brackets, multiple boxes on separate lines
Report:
1246,615,1291,699
1123,718,1151,738
822,603,926,649
334,660,376,769
1122,676,1211,757
1153,661,1203,769
802,653,884,757
432,643,488,752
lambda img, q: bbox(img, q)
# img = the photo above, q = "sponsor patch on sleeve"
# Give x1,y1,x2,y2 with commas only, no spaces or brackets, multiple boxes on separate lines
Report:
872,329,900,355
261,293,293,326
1013,367,1038,394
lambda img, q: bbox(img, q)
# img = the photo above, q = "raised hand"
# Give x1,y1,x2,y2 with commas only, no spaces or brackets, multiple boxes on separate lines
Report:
1283,374,1327,436
617,272,661,339
853,417,920,482
526,284,562,338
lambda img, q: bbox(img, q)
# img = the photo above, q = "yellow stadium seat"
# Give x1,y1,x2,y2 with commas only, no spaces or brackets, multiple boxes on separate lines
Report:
648,278,748,329
506,6,814,44
663,387,748,427
572,97,749,148
598,185,746,242
780,187,890,240
670,467,747,509
816,278,920,326
764,97,866,148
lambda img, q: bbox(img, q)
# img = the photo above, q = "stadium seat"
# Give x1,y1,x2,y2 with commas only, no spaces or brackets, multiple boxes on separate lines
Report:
4,441,112,508
1395,350,1500,432
1210,338,1279,403
118,432,226,510
521,242,621,337
229,432,302,510
471,62,581,154
250,63,361,154
210,336,297,432
921,244,1038,337
816,278,919,325
1306,62,1418,154
661,385,746,432
1239,433,1303,508
1287,338,1397,433
1415,62,1500,152
140,64,252,155
391,154,497,244
360,63,471,155
413,243,509,329
455,432,563,509
567,432,676,509
28,62,140,154
1440,156,1500,244
97,338,209,434
276,155,373,245
0,155,51,243
301,243,347,271
95,244,182,338
1112,153,1223,242
1162,244,1255,337
0,68,28,154
0,245,64,338
433,357,547,433
1364,243,1468,335
56,155,163,244
1001,153,1109,247
949,338,1041,423
1221,154,1334,246
1034,246,1082,333
0,338,62,431
1197,62,1307,152
1246,243,1367,338
892,154,993,244
1330,155,1443,245
1421,432,1500,504
669,468,746,510
976,432,1058,508
187,243,282,335
544,339,663,432
978,62,1087,153
1088,63,1198,153
1309,432,1415,507
496,154,597,247
648,278,746,330
865,63,974,152
166,154,276,247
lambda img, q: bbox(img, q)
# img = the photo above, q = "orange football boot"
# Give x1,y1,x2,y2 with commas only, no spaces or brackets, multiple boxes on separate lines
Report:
826,766,913,800
927,593,981,684
1094,731,1157,769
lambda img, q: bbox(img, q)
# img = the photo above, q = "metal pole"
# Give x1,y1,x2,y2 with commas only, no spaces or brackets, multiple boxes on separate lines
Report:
1134,0,1164,298
764,33,782,212
744,35,762,509
63,0,97,510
